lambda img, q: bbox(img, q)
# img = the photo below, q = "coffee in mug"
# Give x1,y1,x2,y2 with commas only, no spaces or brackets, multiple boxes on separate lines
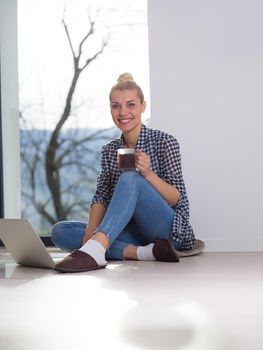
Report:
118,148,136,170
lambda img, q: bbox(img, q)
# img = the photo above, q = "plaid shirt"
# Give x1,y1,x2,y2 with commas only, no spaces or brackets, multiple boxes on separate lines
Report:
92,124,195,249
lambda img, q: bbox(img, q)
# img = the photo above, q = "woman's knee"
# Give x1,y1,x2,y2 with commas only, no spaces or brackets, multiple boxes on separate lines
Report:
51,221,86,251
51,221,71,247
118,170,144,188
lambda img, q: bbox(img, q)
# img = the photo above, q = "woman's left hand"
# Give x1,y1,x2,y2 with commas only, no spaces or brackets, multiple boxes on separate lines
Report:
135,149,152,178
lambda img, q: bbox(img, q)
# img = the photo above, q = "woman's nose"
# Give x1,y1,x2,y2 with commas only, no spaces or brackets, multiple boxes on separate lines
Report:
120,106,128,116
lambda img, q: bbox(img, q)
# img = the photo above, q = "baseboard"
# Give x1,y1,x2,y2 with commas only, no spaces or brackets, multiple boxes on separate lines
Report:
0,236,54,247
203,238,263,252
1,237,262,252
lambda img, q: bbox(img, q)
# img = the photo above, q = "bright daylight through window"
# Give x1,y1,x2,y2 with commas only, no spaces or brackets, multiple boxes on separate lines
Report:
18,0,150,236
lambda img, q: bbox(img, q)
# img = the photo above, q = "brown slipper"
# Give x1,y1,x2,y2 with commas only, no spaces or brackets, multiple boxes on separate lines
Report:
54,250,106,273
153,239,180,262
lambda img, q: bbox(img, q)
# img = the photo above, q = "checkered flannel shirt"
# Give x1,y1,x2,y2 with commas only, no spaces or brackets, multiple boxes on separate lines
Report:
91,124,195,249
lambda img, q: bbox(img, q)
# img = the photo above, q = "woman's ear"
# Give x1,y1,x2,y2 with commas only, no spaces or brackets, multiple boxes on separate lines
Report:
141,101,146,113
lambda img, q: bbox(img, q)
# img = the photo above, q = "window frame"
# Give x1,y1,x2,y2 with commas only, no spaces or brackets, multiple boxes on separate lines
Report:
0,65,4,219
0,62,5,246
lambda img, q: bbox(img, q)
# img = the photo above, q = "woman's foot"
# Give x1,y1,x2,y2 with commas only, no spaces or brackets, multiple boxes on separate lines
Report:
124,239,180,262
55,235,108,273
54,250,107,273
152,239,179,262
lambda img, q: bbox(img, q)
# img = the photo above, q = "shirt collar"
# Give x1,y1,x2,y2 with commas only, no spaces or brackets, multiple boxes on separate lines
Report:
118,124,149,149
135,124,149,150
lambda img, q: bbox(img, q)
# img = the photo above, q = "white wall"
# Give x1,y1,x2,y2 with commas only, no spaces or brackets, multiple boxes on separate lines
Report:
148,0,263,251
0,0,21,218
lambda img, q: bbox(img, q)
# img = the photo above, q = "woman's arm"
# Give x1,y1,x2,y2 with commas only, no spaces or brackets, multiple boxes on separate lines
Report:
82,203,106,244
145,170,180,206
136,149,180,206
82,145,111,244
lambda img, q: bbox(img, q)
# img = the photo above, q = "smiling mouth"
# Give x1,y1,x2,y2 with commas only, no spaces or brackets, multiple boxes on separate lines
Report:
118,118,133,124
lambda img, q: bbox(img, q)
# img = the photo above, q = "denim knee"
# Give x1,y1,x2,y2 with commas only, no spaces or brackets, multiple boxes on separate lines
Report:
51,222,68,248
119,170,139,180
118,170,143,187
52,221,86,251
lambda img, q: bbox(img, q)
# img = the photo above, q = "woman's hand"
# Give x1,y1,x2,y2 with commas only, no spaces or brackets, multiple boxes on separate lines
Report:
135,149,152,178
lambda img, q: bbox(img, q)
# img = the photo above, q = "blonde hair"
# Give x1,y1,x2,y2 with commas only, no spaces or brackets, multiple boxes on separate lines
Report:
109,73,145,103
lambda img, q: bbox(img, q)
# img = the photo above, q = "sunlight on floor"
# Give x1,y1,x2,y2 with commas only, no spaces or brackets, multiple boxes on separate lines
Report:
1,252,263,350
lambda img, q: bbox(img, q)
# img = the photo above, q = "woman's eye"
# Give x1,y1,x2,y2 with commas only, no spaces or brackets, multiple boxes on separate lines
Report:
112,104,119,109
128,103,135,108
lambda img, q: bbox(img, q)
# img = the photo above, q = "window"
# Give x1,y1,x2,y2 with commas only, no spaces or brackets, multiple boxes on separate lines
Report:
18,0,150,237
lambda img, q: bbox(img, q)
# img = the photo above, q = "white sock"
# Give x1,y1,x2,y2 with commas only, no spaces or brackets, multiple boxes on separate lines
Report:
137,243,156,261
79,239,107,266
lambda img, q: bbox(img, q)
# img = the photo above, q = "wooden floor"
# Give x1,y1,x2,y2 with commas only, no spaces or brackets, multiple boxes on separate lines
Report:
1,249,263,350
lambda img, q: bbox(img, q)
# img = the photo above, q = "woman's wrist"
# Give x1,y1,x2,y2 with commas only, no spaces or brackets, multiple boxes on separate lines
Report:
85,226,97,235
144,169,154,181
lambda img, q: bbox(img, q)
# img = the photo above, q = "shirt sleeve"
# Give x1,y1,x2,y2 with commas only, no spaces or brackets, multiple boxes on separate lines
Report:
91,145,112,208
159,136,186,196
159,136,195,248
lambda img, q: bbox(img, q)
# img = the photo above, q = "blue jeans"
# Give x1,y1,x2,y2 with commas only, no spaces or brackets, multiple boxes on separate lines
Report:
52,171,181,260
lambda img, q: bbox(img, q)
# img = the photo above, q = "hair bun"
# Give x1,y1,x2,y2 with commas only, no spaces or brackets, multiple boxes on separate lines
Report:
117,73,134,83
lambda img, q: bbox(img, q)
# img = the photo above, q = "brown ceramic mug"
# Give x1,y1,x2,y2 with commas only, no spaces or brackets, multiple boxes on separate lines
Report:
117,148,136,170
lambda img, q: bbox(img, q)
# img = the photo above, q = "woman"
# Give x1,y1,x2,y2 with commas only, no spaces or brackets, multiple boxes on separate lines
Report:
53,73,195,272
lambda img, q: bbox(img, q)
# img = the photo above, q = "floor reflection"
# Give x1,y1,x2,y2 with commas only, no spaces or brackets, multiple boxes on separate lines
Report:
119,304,194,349
0,253,261,349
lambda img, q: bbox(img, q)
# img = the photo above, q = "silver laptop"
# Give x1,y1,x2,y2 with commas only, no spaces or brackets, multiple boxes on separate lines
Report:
0,218,62,269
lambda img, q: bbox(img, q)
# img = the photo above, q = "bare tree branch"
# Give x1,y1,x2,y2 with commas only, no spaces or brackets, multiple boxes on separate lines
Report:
78,14,94,55
45,11,111,221
81,40,107,71
56,128,113,165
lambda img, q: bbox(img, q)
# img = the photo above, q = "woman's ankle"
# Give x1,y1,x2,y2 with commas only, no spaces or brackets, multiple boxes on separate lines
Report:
91,231,109,249
123,244,138,260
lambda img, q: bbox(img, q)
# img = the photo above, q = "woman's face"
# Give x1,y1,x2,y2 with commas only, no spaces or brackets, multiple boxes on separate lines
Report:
110,89,146,134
